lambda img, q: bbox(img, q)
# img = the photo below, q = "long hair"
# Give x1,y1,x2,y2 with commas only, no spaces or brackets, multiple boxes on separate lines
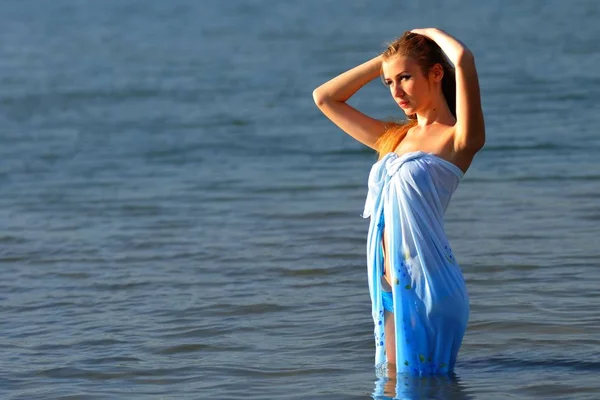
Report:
375,31,456,158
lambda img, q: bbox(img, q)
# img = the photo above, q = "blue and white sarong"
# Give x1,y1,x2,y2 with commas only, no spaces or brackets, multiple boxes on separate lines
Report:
362,151,470,375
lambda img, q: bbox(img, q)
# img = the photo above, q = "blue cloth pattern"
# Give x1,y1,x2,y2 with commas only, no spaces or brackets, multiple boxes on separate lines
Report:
362,151,470,375
381,290,394,313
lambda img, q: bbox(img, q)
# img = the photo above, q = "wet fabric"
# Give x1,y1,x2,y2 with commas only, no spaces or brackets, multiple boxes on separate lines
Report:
381,290,394,313
362,151,470,375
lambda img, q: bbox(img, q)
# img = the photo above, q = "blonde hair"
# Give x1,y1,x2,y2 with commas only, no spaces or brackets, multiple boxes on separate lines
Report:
375,31,456,159
375,120,418,158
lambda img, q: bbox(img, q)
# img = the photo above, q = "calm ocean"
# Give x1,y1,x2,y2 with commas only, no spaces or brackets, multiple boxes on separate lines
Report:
1,1,599,399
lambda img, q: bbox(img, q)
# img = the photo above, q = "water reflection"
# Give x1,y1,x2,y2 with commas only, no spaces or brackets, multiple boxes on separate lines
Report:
372,363,473,400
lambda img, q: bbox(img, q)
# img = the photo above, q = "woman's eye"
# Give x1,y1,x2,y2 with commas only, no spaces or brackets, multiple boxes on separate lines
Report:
400,75,411,81
384,80,392,86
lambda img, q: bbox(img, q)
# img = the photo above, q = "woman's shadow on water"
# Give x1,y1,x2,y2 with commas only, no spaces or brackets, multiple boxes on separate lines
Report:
372,364,473,400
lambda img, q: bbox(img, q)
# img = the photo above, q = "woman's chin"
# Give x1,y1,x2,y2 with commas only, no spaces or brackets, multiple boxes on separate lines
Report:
398,104,414,114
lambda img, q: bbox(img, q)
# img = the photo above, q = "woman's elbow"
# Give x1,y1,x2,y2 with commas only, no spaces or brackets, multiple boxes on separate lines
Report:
455,49,475,67
312,88,328,107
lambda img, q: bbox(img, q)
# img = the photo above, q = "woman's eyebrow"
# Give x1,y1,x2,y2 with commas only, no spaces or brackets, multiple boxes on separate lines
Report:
384,71,409,80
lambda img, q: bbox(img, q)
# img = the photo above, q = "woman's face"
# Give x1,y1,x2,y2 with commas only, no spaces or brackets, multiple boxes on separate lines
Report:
381,56,437,115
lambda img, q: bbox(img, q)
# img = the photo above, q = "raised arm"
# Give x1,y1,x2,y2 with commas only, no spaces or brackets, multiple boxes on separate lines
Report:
312,56,389,150
411,28,486,153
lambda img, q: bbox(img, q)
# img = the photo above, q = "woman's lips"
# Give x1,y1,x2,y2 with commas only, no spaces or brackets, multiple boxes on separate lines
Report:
398,100,410,108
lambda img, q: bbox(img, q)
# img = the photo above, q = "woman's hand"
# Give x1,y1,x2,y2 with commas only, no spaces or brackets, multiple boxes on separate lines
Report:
409,28,432,36
410,28,472,66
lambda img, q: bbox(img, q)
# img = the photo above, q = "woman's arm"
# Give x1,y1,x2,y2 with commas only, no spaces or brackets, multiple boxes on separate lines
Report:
312,55,389,150
411,28,486,153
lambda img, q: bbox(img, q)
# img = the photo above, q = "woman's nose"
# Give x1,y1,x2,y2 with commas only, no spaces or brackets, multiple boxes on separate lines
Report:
393,84,404,98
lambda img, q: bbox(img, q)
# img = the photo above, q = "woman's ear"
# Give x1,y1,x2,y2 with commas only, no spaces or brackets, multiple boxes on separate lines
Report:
430,63,444,83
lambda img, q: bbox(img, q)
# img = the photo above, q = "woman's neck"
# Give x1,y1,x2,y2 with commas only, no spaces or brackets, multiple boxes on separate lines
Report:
415,96,455,127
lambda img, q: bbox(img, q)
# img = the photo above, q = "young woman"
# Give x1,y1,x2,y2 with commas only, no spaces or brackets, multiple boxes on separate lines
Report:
313,29,485,375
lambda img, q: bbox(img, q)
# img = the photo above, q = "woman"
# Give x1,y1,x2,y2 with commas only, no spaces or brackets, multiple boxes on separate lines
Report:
313,28,485,375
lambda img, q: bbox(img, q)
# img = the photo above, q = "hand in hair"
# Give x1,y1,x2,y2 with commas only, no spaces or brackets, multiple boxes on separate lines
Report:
409,28,473,66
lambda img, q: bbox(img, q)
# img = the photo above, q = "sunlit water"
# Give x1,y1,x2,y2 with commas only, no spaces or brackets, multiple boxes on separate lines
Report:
1,1,600,399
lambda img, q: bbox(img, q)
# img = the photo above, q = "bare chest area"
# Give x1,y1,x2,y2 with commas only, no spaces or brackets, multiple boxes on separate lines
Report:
393,126,453,157
393,127,471,174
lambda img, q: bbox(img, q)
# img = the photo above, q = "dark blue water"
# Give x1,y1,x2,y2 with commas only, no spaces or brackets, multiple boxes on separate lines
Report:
1,1,599,399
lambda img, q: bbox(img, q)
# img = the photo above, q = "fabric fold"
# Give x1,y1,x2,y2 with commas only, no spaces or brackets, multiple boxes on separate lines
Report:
362,151,469,375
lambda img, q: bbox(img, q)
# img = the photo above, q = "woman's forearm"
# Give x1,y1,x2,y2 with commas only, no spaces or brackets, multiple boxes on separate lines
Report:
313,55,382,105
